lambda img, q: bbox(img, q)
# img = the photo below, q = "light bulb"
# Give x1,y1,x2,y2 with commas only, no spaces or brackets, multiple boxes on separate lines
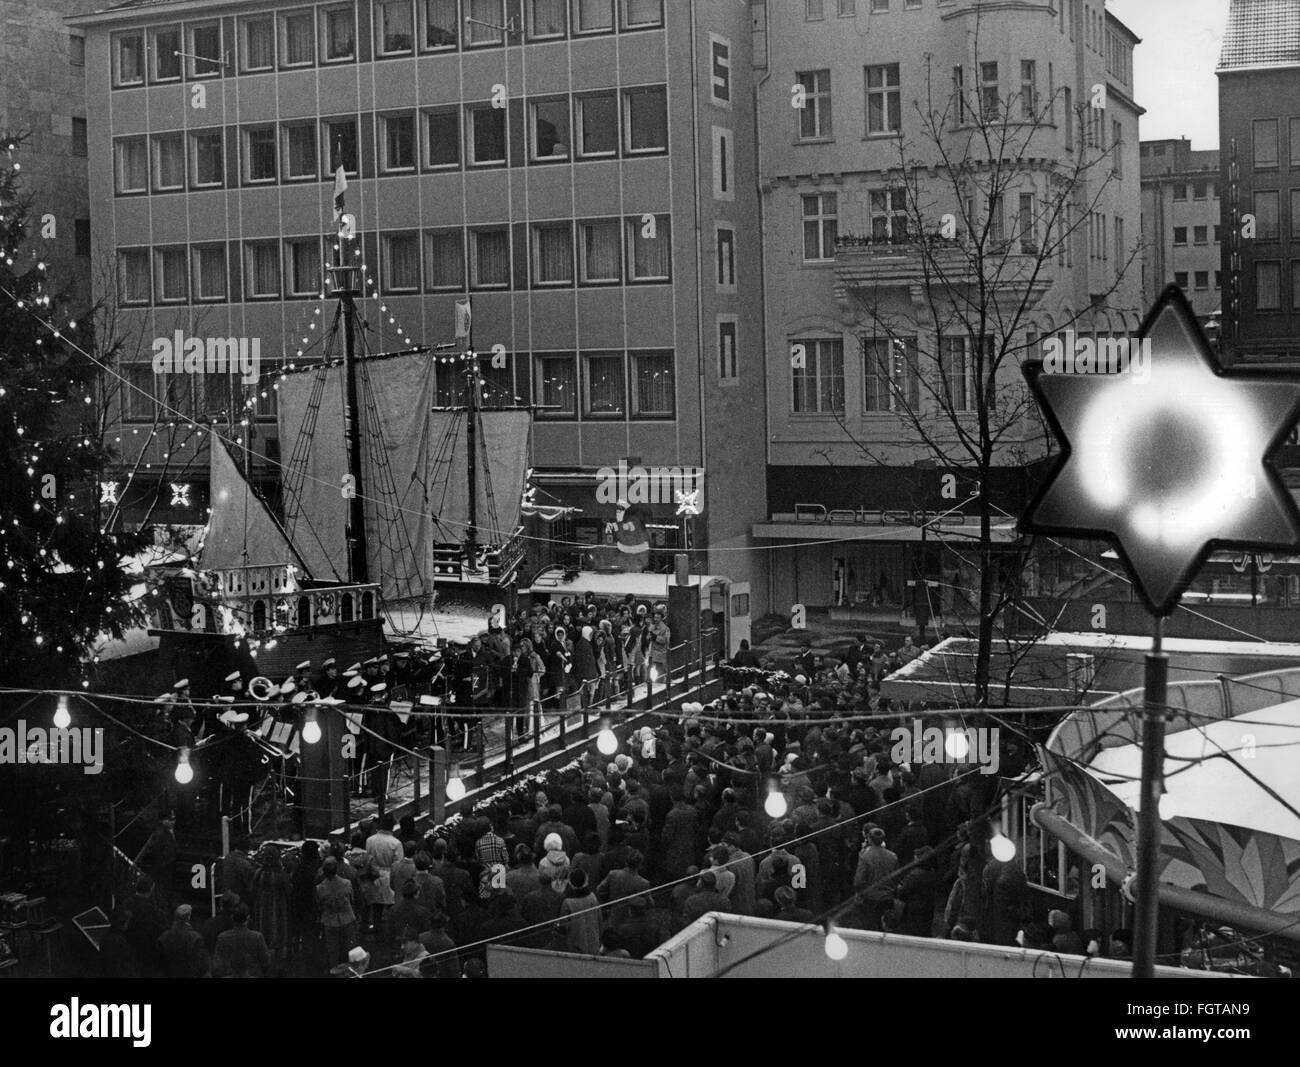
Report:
1157,792,1178,820
302,711,321,745
446,766,466,801
824,929,849,961
649,667,659,684
944,729,970,760
174,747,194,785
990,832,1016,862
596,726,618,756
764,785,788,819
53,696,71,730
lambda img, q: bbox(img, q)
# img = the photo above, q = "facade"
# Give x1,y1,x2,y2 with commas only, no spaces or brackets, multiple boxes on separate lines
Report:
0,0,99,307
1139,138,1221,321
73,0,768,607
754,0,1144,619
1217,0,1300,364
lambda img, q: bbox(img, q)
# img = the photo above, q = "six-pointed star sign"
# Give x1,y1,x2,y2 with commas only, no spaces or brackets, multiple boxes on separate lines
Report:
1022,286,1300,616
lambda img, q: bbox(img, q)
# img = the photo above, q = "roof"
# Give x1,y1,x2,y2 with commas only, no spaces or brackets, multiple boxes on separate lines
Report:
1218,0,1300,72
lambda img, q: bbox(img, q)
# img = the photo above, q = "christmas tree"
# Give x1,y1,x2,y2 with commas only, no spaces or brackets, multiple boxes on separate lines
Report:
0,132,144,688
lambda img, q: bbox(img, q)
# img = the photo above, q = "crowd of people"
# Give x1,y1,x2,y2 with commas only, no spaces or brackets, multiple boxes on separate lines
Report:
93,625,1146,977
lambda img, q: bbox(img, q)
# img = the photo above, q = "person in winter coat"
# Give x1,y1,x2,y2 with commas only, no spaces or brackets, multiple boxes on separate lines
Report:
892,847,938,937
538,833,571,890
249,846,291,975
572,625,600,708
660,789,699,881
558,870,601,955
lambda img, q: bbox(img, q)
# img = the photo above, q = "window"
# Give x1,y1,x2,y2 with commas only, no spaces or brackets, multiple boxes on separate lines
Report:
531,0,567,37
74,218,91,257
284,238,321,295
191,131,224,188
1115,216,1125,260
839,0,856,13
162,375,195,419
118,250,150,304
245,126,277,182
151,27,181,81
123,365,158,420
718,319,738,379
791,338,844,413
243,18,275,70
716,225,735,288
871,0,887,10
323,5,356,59
533,222,575,285
806,0,824,17
1215,225,1223,243
325,119,359,173
584,353,626,416
115,138,148,194
536,354,577,416
188,24,223,77
1193,225,1208,246
1291,119,1300,168
980,61,999,119
284,124,318,179
712,127,733,200
425,229,465,289
153,134,185,191
632,351,674,416
383,114,416,170
1193,180,1208,200
1255,118,1279,170
469,106,507,165
1194,270,1209,291
870,188,907,244
532,98,571,160
1217,270,1224,290
426,109,460,168
155,247,188,303
627,215,670,281
1257,261,1281,310
1174,270,1189,289
622,0,663,29
1064,87,1073,147
866,64,901,134
579,219,622,284
202,373,232,418
282,11,316,66
1113,121,1123,173
796,70,832,140
378,1,415,53
115,32,144,85
470,228,511,287
577,92,618,157
246,242,282,298
71,117,87,157
574,0,614,33
382,233,421,291
624,87,668,154
1018,192,1037,252
193,245,227,301
424,0,459,48
1254,190,1280,240
939,335,977,412
863,336,919,412
1020,60,1037,119
466,0,505,45
1292,190,1300,239
802,193,838,261
952,66,967,124
1173,226,1187,246
69,34,85,67
988,194,1005,243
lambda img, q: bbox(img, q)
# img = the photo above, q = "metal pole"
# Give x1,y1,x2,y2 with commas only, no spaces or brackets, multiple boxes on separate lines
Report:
429,746,446,826
1133,613,1168,979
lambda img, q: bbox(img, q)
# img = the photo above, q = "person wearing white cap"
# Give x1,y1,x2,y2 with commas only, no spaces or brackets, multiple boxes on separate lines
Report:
224,670,244,697
316,659,341,700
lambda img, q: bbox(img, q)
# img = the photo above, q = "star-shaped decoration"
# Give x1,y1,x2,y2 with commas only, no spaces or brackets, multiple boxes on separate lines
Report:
1022,285,1300,616
676,489,702,517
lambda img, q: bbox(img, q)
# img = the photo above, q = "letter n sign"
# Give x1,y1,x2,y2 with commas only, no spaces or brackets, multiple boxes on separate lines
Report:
710,35,731,105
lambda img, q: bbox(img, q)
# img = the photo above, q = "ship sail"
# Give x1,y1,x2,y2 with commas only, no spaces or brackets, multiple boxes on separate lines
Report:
199,435,306,573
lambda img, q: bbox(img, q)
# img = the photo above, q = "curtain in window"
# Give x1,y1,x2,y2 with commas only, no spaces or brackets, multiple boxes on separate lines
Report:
164,374,195,417
326,9,354,57
386,117,414,168
586,355,624,414
538,357,575,413
191,26,221,74
159,249,187,300
631,221,669,279
122,141,147,190
154,30,181,78
939,336,968,410
248,129,276,180
468,0,504,43
196,246,226,299
531,0,565,34
285,13,314,63
624,0,663,26
533,101,569,157
427,111,458,166
817,342,844,412
576,0,613,31
246,21,274,67
119,36,143,81
634,354,673,415
121,252,149,302
579,94,617,155
251,245,279,295
328,122,357,171
474,230,510,286
286,126,316,177
383,2,413,51
124,365,157,419
194,134,222,184
203,373,230,415
425,0,458,47
291,241,320,293
426,231,464,288
535,225,573,283
157,136,184,187
583,221,620,281
626,88,666,151
386,235,420,289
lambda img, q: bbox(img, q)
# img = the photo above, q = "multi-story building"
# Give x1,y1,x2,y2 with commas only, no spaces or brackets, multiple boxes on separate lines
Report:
72,0,768,605
753,0,1143,621
1139,138,1221,322
0,0,99,307
1217,0,1300,364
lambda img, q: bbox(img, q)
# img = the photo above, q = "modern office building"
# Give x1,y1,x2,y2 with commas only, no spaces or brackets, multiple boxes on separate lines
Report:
753,0,1144,619
1139,138,1221,321
0,0,99,306
1217,0,1300,364
71,0,768,602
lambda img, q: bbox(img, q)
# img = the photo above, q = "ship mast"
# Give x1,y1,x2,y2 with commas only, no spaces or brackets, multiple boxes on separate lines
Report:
329,257,368,586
